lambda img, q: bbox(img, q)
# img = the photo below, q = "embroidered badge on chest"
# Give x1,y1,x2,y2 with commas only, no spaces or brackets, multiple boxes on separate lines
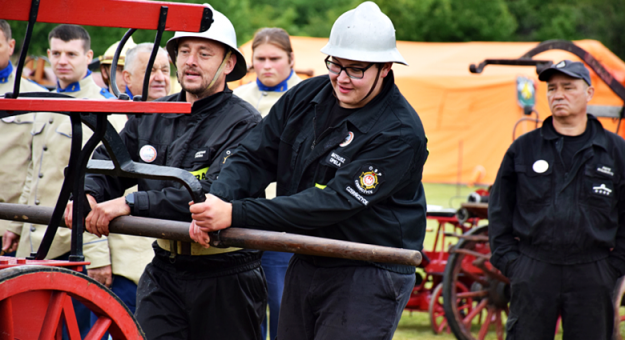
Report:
340,131,354,147
140,145,157,163
324,152,350,168
593,183,612,196
354,165,383,195
597,165,614,177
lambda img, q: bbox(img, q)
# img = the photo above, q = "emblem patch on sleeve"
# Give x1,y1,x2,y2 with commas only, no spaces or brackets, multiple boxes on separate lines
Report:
354,165,383,195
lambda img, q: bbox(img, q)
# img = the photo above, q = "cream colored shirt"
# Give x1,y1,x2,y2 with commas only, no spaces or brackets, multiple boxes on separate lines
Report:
234,73,302,199
0,69,47,235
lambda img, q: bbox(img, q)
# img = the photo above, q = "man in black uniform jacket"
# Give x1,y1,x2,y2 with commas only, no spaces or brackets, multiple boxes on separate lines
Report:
188,2,428,339
489,60,625,339
64,5,265,340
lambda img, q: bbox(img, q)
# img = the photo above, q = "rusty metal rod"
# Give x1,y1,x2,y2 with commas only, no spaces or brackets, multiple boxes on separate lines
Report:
0,203,421,266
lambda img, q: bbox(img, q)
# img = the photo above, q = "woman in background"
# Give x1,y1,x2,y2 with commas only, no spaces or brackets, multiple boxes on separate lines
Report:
234,27,301,340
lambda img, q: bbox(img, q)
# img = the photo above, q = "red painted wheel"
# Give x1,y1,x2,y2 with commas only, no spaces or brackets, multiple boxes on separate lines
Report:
443,225,509,340
429,282,470,334
0,265,145,340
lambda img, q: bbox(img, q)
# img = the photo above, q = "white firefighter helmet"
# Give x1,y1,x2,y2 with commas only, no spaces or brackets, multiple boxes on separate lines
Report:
99,36,137,66
321,1,407,65
165,4,246,82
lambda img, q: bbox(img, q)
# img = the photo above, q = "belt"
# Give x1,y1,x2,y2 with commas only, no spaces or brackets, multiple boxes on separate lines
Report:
156,239,241,256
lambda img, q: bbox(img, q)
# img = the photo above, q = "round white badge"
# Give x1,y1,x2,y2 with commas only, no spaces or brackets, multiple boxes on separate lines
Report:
340,131,354,147
140,145,157,163
532,160,549,173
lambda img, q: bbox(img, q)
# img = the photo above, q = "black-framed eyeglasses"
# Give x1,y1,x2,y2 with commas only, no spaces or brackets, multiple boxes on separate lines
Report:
325,56,375,80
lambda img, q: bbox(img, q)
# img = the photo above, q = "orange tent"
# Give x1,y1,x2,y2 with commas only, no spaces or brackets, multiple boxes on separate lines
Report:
233,38,625,185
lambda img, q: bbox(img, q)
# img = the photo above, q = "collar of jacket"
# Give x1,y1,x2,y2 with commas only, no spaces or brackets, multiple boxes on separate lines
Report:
161,85,233,118
541,113,608,150
56,70,92,93
0,61,13,84
256,69,293,92
311,70,396,134
125,85,134,100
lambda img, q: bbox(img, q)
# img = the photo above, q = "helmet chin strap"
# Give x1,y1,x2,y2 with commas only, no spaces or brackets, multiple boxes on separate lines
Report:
206,50,233,92
357,65,382,105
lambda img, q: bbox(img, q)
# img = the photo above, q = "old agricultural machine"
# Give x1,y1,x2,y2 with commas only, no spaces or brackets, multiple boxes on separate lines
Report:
0,1,422,338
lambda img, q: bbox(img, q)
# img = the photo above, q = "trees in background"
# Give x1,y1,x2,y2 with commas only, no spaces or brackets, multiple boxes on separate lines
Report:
7,0,625,63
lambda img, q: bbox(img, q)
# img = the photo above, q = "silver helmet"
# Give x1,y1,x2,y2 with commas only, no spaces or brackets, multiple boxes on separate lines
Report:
166,4,247,82
321,1,407,65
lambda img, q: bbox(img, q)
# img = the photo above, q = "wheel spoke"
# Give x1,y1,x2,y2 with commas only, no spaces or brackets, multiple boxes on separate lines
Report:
460,267,488,286
61,293,82,340
495,308,504,340
452,248,491,260
0,297,14,337
457,290,489,299
39,291,66,339
474,258,510,284
478,306,494,340
436,319,448,333
85,316,113,340
463,298,488,326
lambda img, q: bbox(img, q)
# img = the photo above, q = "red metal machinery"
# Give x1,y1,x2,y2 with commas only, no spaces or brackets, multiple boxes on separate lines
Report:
442,41,625,340
0,0,212,338
404,196,485,334
402,187,490,334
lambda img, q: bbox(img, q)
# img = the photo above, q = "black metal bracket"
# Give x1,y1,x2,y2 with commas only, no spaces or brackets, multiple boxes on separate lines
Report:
6,0,40,99
110,28,136,100
80,114,206,204
138,6,168,102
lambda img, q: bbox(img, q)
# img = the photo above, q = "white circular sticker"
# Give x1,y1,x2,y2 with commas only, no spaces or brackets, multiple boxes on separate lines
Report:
340,131,354,147
532,160,549,173
140,145,157,163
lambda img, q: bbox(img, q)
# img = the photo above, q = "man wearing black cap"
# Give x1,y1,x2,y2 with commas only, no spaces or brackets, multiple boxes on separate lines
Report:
489,60,625,339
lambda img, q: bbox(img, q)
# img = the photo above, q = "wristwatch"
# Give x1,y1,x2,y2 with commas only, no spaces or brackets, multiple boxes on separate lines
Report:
125,193,135,212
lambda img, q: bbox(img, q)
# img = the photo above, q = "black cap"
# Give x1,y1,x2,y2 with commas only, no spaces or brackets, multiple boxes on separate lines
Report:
538,60,591,86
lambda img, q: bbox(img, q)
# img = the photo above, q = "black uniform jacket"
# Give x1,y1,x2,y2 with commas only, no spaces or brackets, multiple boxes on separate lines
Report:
85,88,262,222
489,115,625,276
210,72,428,273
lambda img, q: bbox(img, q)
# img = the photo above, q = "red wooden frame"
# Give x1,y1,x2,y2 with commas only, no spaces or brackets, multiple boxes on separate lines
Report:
0,98,191,114
1,0,210,32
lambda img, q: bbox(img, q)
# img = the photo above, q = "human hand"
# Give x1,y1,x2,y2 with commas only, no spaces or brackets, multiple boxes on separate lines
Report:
190,194,232,232
87,265,113,287
64,194,98,229
85,196,131,237
1,230,20,253
189,220,211,248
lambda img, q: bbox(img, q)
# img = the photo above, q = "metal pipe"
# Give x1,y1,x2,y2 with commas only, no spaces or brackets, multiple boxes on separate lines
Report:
0,203,421,267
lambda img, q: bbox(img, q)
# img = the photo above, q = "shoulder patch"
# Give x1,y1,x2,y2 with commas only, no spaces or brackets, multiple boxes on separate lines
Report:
354,165,384,195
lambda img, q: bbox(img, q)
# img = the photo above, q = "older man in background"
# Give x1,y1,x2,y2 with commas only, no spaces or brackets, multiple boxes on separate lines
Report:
122,42,170,100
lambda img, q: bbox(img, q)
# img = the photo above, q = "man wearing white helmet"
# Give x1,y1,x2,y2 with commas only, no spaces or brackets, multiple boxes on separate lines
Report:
189,2,428,339
64,5,265,340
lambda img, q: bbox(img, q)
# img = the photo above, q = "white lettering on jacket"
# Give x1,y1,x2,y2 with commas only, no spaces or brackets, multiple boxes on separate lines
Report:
346,186,369,206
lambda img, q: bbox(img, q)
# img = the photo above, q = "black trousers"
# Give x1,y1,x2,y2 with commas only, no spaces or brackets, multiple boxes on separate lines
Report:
506,254,620,340
135,245,267,340
277,256,415,340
